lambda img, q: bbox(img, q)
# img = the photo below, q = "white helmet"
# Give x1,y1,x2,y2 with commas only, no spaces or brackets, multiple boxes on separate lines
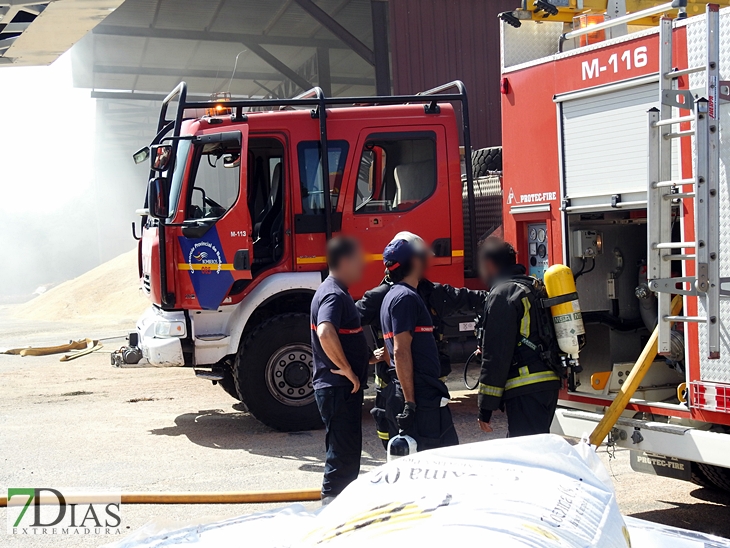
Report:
389,231,431,255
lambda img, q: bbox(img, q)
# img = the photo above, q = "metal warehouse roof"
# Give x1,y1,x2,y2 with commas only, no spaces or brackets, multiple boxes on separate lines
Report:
72,0,380,100
0,0,124,66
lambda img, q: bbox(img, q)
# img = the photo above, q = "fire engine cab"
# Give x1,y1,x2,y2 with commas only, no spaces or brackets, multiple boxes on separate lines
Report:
129,83,489,432
499,0,730,490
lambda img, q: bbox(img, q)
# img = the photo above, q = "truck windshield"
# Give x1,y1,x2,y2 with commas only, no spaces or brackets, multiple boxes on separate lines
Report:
167,139,192,220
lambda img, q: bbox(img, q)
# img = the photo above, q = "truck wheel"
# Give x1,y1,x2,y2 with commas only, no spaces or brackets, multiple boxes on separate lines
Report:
471,146,502,177
696,463,730,492
690,463,715,489
234,313,322,432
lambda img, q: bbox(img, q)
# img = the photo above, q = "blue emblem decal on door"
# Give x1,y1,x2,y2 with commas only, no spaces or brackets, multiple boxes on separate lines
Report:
178,227,234,310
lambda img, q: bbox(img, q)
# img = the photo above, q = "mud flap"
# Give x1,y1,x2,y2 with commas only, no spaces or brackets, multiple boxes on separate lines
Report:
630,451,692,482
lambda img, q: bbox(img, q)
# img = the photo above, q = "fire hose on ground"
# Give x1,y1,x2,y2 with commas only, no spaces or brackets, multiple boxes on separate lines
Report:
0,489,322,506
0,338,103,361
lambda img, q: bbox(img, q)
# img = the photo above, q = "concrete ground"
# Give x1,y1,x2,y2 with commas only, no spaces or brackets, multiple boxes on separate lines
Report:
1,314,729,547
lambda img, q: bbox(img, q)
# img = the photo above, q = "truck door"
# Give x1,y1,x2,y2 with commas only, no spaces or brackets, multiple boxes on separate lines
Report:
175,128,252,310
293,139,350,268
343,127,457,295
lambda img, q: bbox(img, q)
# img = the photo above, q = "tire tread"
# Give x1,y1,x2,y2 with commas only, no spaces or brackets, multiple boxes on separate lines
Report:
696,462,730,492
471,146,502,177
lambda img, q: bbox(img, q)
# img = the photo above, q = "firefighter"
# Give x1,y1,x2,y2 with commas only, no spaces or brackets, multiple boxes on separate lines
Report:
379,237,459,451
357,231,484,448
476,238,561,437
310,236,376,504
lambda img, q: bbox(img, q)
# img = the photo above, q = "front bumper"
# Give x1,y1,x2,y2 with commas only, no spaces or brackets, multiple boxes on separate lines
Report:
135,306,186,367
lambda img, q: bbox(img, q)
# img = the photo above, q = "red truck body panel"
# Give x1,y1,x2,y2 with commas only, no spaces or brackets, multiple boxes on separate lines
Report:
502,23,730,426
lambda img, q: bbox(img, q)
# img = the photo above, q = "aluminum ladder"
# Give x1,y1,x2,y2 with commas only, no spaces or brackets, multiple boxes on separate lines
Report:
647,4,721,358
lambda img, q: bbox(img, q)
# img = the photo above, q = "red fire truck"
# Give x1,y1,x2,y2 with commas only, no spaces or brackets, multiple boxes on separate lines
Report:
499,0,730,490
127,83,494,432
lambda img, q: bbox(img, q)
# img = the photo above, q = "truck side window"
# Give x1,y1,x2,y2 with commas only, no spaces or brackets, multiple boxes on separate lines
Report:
297,140,349,214
186,139,241,220
354,133,436,213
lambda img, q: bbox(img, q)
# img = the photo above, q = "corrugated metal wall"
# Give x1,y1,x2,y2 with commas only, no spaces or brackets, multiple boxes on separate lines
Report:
389,0,514,148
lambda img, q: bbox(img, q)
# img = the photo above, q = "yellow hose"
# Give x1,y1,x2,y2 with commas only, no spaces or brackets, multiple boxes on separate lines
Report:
0,489,321,507
589,295,683,447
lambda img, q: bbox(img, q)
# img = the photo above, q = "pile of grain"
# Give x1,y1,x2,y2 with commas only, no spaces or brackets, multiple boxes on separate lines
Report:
14,249,149,322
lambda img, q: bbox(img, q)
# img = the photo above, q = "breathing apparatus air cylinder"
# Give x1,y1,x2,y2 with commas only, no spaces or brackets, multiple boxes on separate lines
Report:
543,264,586,365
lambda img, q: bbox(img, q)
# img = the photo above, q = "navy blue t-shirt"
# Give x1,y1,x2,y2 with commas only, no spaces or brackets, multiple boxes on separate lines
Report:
380,282,442,384
310,275,370,391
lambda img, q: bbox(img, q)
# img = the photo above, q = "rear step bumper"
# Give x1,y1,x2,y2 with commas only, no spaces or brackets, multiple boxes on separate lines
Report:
194,369,225,381
552,407,730,468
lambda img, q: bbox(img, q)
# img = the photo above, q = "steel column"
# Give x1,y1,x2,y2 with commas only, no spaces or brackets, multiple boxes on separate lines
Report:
371,0,391,95
316,47,332,96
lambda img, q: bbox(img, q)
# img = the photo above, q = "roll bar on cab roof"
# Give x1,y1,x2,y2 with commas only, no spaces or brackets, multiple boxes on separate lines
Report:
151,80,478,270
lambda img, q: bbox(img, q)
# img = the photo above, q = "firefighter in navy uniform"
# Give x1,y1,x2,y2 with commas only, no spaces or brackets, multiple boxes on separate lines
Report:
476,238,561,437
378,237,460,451
356,232,484,448
310,236,376,504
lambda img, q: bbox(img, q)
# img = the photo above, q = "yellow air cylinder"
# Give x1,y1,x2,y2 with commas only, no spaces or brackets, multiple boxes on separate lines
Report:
544,264,585,359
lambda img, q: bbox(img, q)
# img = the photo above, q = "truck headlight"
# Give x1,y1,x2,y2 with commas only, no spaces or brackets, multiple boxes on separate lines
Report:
154,320,186,338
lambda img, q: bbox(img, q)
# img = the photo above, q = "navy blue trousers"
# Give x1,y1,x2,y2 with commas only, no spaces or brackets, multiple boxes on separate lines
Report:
315,386,364,497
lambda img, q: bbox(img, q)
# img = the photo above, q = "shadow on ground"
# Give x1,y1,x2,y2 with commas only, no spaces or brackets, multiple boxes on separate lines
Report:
149,398,387,469
629,493,730,537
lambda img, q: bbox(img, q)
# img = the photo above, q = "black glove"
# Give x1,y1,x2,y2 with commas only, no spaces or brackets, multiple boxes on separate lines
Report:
396,401,417,432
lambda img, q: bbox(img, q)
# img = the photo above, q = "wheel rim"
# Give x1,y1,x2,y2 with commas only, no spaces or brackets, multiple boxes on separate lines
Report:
265,344,315,407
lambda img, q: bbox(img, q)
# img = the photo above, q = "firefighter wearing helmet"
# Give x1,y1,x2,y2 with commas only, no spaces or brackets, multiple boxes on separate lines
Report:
357,232,484,449
476,238,562,437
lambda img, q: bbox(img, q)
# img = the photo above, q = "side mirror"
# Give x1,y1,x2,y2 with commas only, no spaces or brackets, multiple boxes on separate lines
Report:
151,145,173,171
133,147,150,165
147,177,169,219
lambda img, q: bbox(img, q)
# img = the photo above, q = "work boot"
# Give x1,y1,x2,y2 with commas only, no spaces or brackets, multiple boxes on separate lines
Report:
321,495,337,506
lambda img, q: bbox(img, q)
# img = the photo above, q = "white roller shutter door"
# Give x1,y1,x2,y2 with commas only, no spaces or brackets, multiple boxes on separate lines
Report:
561,83,679,209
